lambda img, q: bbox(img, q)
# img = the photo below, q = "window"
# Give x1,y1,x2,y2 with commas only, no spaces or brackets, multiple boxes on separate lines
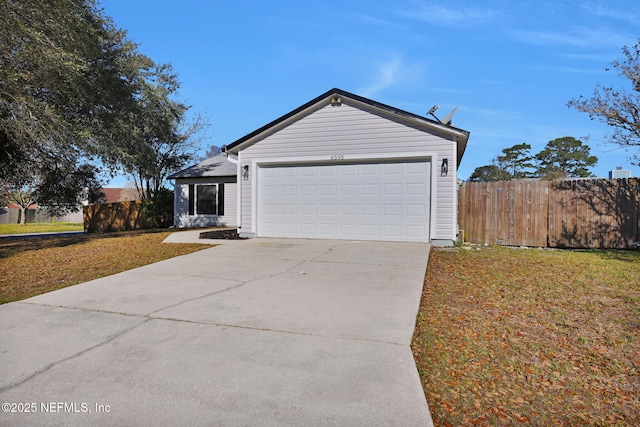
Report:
188,183,225,215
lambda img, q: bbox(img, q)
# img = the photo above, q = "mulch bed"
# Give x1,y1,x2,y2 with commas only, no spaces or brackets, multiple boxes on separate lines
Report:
199,229,246,240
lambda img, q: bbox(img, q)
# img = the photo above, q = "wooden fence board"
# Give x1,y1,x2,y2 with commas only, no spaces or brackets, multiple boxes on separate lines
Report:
459,178,639,249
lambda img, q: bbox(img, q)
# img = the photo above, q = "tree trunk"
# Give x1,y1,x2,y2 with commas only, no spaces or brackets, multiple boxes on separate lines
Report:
18,206,26,225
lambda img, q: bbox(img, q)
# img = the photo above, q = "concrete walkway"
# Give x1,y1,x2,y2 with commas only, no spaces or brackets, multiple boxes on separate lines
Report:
0,237,432,426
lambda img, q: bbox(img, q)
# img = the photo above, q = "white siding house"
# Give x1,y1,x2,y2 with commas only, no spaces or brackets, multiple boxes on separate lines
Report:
224,88,470,245
169,155,237,228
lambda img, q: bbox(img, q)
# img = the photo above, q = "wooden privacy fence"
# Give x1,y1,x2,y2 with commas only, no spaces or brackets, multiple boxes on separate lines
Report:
83,200,149,233
0,207,83,224
458,178,640,249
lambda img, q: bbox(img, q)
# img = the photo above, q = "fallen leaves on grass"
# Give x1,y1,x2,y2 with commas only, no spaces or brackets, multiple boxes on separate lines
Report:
412,246,640,426
0,230,209,304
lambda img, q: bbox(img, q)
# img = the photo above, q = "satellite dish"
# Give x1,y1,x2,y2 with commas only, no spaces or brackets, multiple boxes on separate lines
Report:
427,105,439,119
440,106,458,126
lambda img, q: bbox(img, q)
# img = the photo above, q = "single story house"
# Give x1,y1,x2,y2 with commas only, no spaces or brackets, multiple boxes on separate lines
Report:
172,88,470,245
168,154,238,228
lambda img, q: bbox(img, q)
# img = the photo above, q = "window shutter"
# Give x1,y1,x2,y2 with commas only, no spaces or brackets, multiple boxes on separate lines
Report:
218,183,225,216
188,184,194,215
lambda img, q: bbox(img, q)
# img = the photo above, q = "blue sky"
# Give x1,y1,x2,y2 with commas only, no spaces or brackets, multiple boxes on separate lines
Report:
101,0,640,185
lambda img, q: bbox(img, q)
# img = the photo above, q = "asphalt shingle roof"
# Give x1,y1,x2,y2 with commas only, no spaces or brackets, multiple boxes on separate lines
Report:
168,154,236,179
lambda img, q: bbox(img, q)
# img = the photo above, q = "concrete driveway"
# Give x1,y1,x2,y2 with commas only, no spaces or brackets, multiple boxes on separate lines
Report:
0,237,432,426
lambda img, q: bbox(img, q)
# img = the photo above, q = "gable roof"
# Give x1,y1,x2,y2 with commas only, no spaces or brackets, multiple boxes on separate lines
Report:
168,154,237,179
225,88,471,165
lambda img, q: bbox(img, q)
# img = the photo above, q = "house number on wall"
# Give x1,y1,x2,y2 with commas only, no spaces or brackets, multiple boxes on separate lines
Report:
330,155,344,160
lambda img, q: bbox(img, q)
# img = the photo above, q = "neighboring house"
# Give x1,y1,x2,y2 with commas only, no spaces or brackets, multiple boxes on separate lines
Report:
100,188,140,204
221,88,470,245
168,154,237,228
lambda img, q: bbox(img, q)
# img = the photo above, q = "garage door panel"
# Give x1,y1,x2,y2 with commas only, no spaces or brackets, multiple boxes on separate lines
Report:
362,224,380,237
384,204,402,216
407,225,427,238
407,204,426,216
407,162,428,174
300,223,316,234
362,184,379,195
281,204,296,215
257,161,431,242
300,204,316,215
340,184,357,196
341,204,357,215
341,165,358,175
407,183,426,195
300,185,316,196
383,225,402,237
384,163,403,174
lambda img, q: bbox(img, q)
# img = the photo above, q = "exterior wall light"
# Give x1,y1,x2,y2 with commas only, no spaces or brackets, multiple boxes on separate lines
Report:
441,158,448,177
330,96,342,106
242,165,249,180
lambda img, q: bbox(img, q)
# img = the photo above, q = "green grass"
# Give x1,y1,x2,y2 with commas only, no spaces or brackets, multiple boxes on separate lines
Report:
0,222,83,235
413,246,640,426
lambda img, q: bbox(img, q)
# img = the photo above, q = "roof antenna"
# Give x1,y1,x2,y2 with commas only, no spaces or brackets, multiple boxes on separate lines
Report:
427,105,458,126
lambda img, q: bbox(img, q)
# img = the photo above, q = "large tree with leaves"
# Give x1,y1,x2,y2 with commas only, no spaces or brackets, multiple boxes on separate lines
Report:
468,163,511,182
120,64,205,200
469,143,534,182
568,39,640,165
0,0,144,214
534,136,598,180
497,143,535,178
1,0,204,216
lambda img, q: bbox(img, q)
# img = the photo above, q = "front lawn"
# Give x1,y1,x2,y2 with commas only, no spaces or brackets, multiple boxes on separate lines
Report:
0,222,83,235
412,246,640,426
0,230,209,304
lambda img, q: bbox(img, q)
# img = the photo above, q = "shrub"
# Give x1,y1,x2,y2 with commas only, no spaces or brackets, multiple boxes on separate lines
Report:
142,187,174,228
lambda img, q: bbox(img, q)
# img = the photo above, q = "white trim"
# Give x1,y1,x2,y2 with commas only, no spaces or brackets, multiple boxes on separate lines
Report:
251,151,434,166
190,183,222,216
452,136,459,242
225,153,242,230
251,152,437,241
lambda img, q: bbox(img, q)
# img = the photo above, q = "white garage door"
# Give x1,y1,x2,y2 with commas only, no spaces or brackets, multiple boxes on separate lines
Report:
257,160,431,242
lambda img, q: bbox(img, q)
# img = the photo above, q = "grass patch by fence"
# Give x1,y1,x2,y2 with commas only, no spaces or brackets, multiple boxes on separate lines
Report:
0,223,83,235
0,230,209,304
413,246,640,425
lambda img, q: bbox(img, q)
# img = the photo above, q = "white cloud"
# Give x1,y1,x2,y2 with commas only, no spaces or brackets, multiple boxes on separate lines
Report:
580,3,639,24
358,57,403,97
512,26,631,48
401,2,499,27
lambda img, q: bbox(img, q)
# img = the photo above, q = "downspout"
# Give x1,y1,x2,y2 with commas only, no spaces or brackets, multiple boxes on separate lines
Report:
224,150,242,230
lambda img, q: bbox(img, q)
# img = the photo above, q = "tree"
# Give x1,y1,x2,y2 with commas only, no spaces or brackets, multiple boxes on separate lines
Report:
119,64,207,200
0,0,176,210
568,39,640,165
0,0,138,210
469,163,511,182
3,176,37,226
468,143,533,182
497,143,535,178
534,137,598,180
203,145,223,160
